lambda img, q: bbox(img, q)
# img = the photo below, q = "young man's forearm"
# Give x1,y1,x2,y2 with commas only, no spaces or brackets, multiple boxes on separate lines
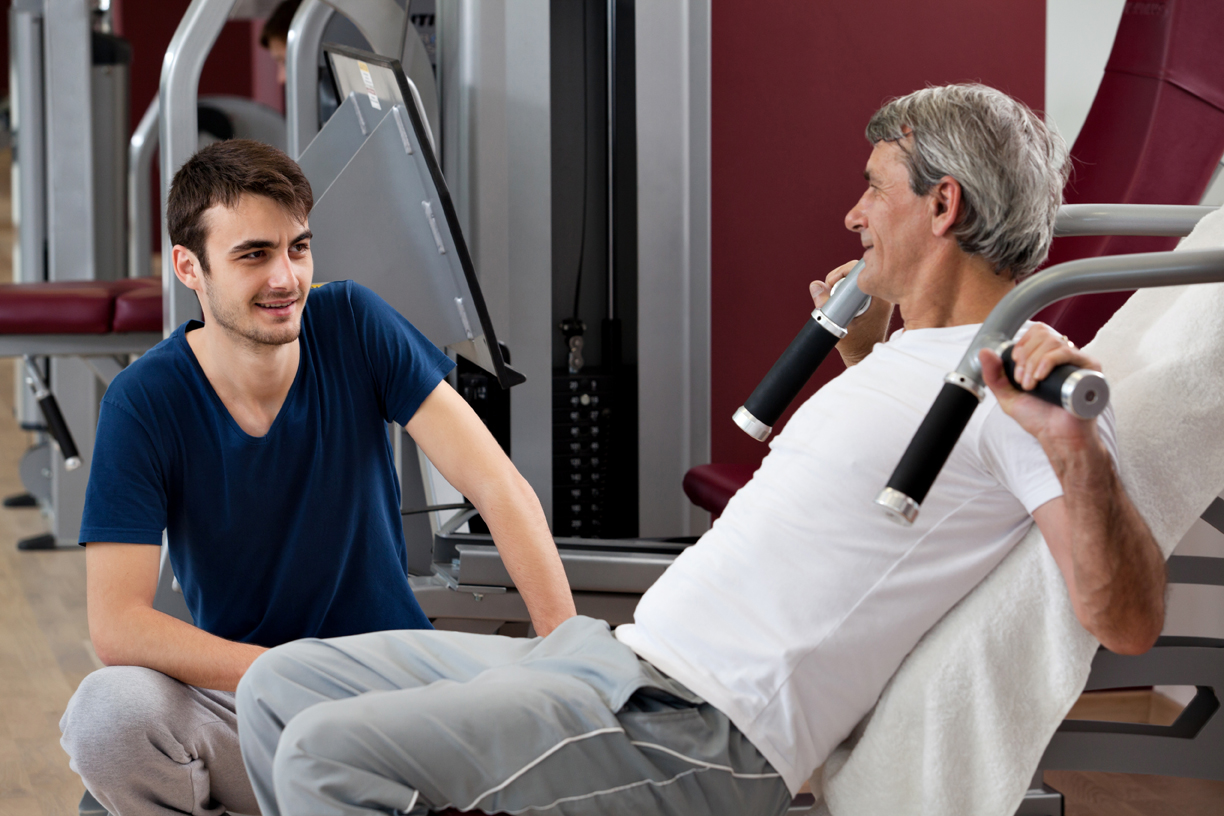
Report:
91,605,265,692
1047,434,1166,655
473,472,577,636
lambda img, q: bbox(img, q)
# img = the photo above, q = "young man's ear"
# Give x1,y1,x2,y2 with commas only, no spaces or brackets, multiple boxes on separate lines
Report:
171,245,205,292
929,176,962,237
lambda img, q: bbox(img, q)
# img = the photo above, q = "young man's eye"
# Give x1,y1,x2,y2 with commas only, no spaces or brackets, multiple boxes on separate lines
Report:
293,243,310,253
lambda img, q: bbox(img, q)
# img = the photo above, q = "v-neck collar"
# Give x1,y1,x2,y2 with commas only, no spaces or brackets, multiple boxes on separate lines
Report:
177,320,306,443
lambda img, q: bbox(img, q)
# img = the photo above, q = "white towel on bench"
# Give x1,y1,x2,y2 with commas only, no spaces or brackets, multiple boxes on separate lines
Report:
814,206,1224,816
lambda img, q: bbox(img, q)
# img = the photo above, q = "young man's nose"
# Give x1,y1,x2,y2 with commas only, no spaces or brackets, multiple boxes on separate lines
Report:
267,251,296,289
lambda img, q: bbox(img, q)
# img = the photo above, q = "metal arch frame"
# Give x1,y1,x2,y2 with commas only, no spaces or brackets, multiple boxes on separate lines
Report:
157,0,236,335
285,0,334,159
158,0,413,333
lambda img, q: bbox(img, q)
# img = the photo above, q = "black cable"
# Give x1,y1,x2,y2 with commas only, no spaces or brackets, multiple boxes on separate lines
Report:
570,0,589,323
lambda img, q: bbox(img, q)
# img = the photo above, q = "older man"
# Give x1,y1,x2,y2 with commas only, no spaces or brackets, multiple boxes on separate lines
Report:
237,84,1166,816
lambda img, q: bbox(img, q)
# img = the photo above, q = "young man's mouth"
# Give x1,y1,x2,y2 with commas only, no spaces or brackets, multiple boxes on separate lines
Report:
255,297,299,315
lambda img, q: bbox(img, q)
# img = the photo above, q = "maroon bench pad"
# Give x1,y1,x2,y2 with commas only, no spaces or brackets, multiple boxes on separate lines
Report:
113,284,163,333
682,463,759,518
0,277,161,335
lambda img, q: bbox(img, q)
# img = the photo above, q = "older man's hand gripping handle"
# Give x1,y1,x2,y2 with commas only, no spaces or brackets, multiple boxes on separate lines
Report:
1000,344,1109,420
877,335,1110,525
734,260,871,441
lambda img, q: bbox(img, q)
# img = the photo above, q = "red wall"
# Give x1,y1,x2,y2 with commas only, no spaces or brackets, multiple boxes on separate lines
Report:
710,1,1046,467
114,1,270,133
112,1,282,259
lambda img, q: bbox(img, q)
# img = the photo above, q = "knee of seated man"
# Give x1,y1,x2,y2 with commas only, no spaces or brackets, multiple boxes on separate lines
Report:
273,697,377,778
236,638,328,719
61,666,196,776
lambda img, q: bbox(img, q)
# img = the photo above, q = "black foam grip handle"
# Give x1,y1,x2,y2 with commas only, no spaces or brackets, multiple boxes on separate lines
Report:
37,394,79,462
742,318,841,428
885,382,981,505
1000,346,1079,411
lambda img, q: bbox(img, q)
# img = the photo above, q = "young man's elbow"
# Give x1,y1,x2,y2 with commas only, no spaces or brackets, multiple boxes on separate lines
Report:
90,632,126,667
87,611,139,667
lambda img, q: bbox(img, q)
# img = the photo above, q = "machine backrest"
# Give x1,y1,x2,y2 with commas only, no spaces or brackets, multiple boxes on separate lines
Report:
1039,0,1224,345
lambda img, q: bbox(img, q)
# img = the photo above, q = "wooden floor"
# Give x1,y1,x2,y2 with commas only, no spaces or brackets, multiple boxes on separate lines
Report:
0,151,1220,814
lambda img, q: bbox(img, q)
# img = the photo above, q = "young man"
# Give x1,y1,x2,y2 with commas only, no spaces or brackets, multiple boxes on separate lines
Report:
236,84,1167,816
59,140,575,816
259,0,301,86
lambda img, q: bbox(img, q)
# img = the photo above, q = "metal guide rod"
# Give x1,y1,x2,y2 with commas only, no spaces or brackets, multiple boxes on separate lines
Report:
128,97,159,279
11,3,47,286
159,0,237,334
878,247,1224,525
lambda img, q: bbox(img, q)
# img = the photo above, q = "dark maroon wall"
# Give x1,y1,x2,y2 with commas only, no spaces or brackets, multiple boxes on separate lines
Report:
114,1,270,259
710,1,1046,467
115,1,260,133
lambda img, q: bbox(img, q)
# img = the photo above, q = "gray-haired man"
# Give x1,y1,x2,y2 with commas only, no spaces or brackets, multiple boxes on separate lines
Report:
237,84,1166,816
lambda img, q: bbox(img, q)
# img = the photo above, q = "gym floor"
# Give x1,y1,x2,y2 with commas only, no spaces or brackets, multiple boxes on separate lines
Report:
0,153,1219,815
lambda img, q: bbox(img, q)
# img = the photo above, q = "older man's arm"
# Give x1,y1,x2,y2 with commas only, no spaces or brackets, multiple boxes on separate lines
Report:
810,260,894,366
980,330,1165,655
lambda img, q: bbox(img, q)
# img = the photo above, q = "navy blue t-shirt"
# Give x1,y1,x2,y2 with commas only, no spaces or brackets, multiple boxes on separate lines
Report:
80,281,455,647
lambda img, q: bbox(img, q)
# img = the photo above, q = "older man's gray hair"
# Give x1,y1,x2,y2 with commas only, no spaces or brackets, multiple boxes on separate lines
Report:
866,83,1071,280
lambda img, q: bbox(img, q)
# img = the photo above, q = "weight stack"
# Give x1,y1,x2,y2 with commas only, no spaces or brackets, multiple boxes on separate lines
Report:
553,372,618,537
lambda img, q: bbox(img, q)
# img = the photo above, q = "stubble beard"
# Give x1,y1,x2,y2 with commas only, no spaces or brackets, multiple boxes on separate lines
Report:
205,284,303,349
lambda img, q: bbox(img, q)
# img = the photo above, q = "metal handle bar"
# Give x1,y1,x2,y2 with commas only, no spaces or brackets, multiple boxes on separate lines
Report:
878,246,1224,524
1055,204,1217,237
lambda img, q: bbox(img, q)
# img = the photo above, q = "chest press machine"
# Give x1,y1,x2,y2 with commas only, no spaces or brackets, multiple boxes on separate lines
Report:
818,205,1224,816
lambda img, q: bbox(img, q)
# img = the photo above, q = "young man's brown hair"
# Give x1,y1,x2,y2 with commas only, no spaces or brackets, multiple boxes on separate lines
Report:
167,139,314,273
259,0,303,49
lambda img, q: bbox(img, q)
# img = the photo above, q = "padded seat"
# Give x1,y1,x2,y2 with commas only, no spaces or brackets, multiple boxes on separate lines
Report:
682,463,758,518
0,277,160,335
113,284,163,333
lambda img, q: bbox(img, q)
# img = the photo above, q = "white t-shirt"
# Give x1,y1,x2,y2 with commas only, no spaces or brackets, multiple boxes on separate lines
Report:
616,323,1117,794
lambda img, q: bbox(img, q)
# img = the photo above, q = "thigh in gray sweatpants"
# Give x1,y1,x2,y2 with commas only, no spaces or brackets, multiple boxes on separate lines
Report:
237,615,790,816
60,666,260,816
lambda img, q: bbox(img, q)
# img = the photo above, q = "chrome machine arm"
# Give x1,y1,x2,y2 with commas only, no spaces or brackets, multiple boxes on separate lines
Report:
878,204,1224,524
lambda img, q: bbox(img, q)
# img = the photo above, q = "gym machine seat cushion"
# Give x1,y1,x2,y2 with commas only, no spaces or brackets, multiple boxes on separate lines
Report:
113,281,163,333
0,277,161,335
682,463,758,519
1040,0,1224,346
0,281,116,334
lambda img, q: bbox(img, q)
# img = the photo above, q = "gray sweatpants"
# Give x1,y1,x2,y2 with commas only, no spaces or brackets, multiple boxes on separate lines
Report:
60,666,260,816
237,615,790,816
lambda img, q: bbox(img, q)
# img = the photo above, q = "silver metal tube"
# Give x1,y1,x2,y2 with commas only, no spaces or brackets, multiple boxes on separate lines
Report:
952,248,1224,382
128,97,159,279
11,5,47,286
159,0,235,334
1054,204,1217,237
285,0,333,159
45,0,95,284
